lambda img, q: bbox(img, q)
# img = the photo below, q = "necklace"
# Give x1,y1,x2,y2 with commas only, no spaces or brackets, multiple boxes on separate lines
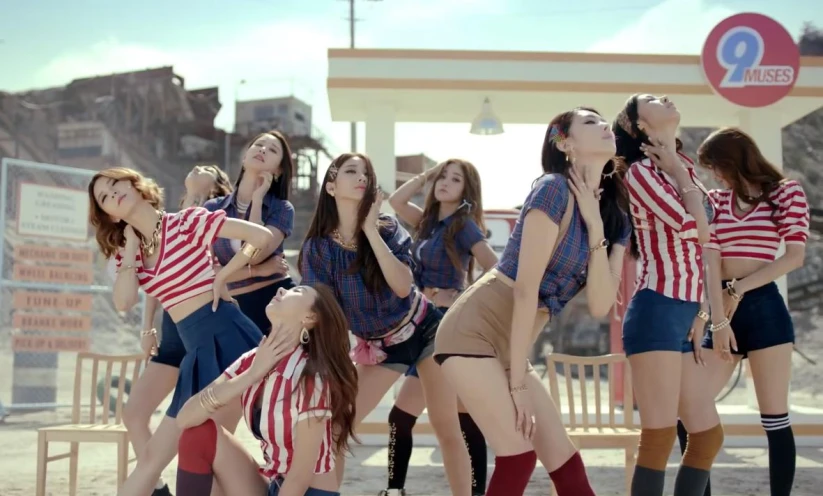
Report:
140,210,165,257
331,229,358,251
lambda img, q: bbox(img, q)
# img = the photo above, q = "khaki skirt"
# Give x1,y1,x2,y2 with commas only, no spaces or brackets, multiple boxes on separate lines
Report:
434,269,550,372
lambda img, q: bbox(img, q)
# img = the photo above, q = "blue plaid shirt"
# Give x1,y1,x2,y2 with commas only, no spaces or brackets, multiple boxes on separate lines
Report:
412,216,486,290
299,214,416,338
204,191,294,291
497,174,631,316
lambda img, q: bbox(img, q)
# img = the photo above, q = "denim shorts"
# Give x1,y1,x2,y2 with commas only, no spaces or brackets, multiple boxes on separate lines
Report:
622,289,700,356
150,311,186,368
702,281,794,358
404,306,448,378
379,302,441,374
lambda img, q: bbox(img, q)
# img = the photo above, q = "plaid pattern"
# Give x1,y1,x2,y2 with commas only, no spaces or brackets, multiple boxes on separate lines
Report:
204,192,294,291
497,174,630,316
412,216,486,290
299,215,416,338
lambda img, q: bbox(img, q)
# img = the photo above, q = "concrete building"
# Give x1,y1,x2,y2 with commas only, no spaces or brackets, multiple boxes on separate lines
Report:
235,96,312,137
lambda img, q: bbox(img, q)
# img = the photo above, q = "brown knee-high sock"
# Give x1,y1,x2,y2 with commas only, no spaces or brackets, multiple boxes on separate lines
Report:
632,426,677,496
674,423,724,496
176,419,218,496
678,419,712,496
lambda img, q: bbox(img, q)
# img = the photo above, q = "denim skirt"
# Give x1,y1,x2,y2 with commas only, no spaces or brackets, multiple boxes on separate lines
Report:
165,300,263,417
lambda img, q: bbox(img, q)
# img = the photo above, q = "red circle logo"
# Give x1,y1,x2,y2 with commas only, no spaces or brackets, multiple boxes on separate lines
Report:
701,13,800,108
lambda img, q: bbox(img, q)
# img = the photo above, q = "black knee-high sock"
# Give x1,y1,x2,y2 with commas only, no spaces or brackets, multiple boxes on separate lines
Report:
762,413,796,496
459,412,487,495
387,406,418,490
678,419,712,496
176,420,217,496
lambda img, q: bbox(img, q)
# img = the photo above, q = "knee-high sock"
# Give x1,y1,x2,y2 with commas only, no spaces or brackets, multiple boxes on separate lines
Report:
678,420,712,496
632,426,677,496
486,451,536,496
762,413,795,496
176,419,218,496
387,406,417,490
550,451,595,496
674,423,724,496
459,412,487,494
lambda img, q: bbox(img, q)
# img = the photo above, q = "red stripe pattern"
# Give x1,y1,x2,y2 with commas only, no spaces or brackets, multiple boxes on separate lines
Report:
223,346,334,480
114,207,227,309
625,157,708,302
706,180,810,261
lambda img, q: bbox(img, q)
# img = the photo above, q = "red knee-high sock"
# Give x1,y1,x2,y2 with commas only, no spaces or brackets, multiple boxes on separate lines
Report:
486,450,537,496
176,419,218,496
550,452,595,496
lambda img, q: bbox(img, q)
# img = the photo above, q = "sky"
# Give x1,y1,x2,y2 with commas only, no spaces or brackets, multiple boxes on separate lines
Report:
1,0,820,208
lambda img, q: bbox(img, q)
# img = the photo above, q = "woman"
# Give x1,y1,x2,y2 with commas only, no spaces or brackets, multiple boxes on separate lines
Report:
697,127,809,496
88,167,273,496
298,153,473,496
613,94,723,496
174,283,358,496
383,158,497,496
434,107,631,496
124,165,287,496
205,130,297,335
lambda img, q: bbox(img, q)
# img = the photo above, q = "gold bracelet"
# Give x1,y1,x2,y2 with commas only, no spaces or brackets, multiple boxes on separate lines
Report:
205,386,224,411
510,383,528,395
116,265,136,274
696,310,710,322
199,391,215,414
240,243,261,260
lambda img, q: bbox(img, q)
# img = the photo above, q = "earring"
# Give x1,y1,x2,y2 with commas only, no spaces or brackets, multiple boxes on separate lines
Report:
299,328,310,344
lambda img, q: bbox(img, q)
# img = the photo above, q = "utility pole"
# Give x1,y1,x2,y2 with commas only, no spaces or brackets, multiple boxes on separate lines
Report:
342,0,382,152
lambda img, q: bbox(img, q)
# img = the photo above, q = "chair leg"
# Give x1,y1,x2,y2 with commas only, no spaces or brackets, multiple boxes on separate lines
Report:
625,445,637,496
68,442,79,496
117,437,129,488
35,432,48,496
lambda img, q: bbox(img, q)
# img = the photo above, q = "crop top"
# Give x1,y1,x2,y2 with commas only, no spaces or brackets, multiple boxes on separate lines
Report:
113,207,227,309
706,180,810,261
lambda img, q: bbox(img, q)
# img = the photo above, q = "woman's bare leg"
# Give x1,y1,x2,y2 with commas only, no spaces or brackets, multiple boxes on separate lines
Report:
628,351,683,496
749,343,795,496
334,364,401,486
122,362,178,458
117,400,243,496
384,376,425,492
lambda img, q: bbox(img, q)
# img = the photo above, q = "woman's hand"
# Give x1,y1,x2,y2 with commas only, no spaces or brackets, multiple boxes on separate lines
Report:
364,191,383,232
253,172,273,202
249,326,294,381
140,329,158,357
568,166,602,228
211,275,237,311
511,385,536,441
712,325,738,363
640,138,684,176
722,291,740,320
687,316,707,366
253,254,290,278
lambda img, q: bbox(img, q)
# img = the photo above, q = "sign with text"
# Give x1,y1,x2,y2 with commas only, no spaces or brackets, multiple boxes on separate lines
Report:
13,264,95,285
13,291,94,312
14,245,94,266
12,335,91,353
701,13,800,107
17,182,90,241
12,313,92,333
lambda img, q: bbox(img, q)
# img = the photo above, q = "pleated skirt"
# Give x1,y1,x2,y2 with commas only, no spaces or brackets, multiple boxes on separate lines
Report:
165,300,263,417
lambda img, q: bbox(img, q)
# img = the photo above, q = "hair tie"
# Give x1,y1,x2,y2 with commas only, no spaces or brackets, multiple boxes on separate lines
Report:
548,125,566,145
616,111,635,138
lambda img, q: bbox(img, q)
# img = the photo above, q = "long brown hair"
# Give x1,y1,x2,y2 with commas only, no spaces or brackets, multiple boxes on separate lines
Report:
180,164,233,208
543,108,629,256
697,127,785,216
88,167,164,258
415,159,486,285
612,94,683,258
300,284,359,455
235,130,295,201
298,153,391,293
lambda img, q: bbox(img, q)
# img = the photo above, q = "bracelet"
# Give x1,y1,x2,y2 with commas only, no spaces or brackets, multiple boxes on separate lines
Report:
681,185,700,196
240,243,261,260
710,318,730,333
589,238,608,253
726,278,743,301
116,265,136,274
510,383,528,394
140,328,157,337
696,310,710,322
200,386,223,413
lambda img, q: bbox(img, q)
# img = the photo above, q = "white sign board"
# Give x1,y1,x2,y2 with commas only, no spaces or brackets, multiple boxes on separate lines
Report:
17,183,89,242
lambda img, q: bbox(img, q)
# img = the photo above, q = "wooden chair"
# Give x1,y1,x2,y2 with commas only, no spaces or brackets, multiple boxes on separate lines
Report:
35,352,145,496
546,353,639,496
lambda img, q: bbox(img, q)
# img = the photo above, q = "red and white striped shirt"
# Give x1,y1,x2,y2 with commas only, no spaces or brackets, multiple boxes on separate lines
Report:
625,156,711,303
223,346,334,480
114,207,226,309
706,180,810,261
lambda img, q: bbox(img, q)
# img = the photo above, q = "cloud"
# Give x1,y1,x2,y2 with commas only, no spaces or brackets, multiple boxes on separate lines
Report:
586,0,735,54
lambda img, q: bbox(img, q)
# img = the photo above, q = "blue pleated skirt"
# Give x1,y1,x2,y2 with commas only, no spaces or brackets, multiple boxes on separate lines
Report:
165,300,263,417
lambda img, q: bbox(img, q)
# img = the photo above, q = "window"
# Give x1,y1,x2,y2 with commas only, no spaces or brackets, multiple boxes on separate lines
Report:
254,104,275,121
294,112,305,122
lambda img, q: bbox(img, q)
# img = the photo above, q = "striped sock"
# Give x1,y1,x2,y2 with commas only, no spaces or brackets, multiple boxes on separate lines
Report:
762,413,795,496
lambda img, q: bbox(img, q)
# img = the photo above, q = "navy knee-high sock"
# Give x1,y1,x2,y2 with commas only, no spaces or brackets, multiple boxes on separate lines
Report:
762,413,796,496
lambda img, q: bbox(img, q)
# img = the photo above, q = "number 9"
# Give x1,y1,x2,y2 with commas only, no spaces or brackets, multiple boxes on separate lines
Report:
717,26,764,86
